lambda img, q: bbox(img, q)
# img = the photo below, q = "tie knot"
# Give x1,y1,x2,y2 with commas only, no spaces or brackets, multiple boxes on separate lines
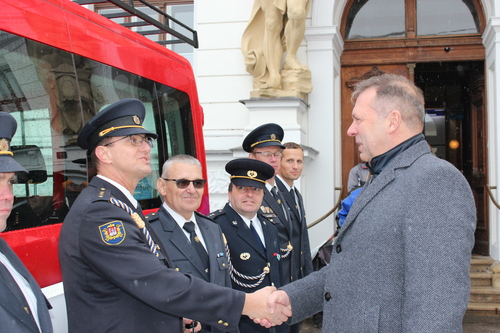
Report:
183,221,195,233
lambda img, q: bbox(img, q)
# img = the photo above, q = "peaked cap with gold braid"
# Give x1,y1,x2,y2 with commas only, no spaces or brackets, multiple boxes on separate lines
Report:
77,98,158,152
0,112,27,174
242,123,285,152
225,158,274,189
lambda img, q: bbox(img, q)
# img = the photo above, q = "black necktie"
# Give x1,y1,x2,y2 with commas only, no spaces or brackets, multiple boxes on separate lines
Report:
0,260,32,317
250,220,266,252
183,221,210,277
290,187,302,217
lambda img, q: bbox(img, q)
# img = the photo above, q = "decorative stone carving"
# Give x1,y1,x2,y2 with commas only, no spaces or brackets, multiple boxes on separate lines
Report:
208,169,230,195
242,0,312,99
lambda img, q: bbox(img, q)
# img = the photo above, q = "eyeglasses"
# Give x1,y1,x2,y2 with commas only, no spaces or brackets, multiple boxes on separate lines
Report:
104,135,155,148
162,178,206,189
253,151,282,158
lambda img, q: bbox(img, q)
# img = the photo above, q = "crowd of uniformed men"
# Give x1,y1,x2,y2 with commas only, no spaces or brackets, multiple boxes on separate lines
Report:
0,73,477,333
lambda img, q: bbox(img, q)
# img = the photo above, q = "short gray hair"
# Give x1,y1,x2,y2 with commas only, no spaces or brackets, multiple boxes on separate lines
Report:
161,154,201,177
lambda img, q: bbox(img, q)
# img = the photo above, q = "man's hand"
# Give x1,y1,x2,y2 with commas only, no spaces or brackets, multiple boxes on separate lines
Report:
242,287,292,328
253,289,292,327
183,318,201,333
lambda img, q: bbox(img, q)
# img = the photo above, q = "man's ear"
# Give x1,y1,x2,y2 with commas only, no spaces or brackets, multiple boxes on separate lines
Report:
95,145,112,164
157,177,167,196
387,110,402,133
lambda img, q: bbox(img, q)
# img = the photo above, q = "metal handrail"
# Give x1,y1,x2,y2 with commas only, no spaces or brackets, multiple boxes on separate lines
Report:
74,0,198,47
307,186,343,229
485,185,500,210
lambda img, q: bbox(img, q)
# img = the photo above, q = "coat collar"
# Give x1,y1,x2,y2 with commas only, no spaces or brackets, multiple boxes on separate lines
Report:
338,140,431,237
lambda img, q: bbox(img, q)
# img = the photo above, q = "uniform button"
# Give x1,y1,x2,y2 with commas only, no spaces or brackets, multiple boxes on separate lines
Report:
324,292,331,301
223,322,229,327
218,320,223,325
336,244,342,253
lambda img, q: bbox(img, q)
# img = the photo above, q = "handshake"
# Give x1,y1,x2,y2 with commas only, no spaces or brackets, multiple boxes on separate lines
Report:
242,286,292,328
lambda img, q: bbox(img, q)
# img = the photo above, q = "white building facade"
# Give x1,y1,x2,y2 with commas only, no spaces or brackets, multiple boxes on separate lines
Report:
193,0,500,261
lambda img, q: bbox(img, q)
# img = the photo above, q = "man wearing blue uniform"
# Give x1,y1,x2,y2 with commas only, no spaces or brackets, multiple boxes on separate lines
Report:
0,112,53,333
148,154,232,333
58,99,289,333
209,158,288,333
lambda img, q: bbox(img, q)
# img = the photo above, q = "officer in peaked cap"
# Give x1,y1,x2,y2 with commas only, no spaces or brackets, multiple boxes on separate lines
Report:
243,122,296,297
0,112,27,174
242,123,285,153
60,99,273,333
209,158,288,333
0,111,53,333
77,98,157,152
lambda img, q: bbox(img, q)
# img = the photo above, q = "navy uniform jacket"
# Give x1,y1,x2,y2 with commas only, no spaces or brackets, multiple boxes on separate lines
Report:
147,206,232,333
275,177,313,279
0,238,53,333
59,177,245,333
209,203,288,333
261,188,294,286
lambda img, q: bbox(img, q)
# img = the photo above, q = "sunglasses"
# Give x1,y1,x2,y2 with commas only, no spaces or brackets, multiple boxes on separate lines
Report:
162,178,206,189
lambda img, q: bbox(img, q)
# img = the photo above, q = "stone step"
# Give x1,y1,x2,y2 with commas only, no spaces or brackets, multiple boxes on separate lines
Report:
471,272,493,287
469,286,500,303
470,255,496,272
466,302,500,319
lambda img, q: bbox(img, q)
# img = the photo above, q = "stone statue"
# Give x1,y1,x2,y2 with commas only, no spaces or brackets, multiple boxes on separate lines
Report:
242,0,312,99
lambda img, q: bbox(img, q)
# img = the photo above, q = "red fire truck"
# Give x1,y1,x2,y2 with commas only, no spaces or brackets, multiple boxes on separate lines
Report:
0,0,206,330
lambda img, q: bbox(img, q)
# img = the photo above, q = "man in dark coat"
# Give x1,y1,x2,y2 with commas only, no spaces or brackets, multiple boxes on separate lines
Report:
148,154,232,333
58,99,289,333
243,123,305,333
263,74,476,332
0,112,53,333
209,158,288,333
276,142,313,280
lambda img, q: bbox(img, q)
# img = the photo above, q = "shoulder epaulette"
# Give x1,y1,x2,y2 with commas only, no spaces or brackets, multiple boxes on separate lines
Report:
145,211,158,222
207,209,225,220
93,187,112,202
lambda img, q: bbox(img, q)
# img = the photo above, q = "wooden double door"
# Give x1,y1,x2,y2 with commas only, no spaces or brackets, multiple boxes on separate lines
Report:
340,62,489,255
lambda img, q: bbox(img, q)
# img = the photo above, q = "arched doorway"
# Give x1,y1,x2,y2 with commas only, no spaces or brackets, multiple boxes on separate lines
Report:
340,0,488,254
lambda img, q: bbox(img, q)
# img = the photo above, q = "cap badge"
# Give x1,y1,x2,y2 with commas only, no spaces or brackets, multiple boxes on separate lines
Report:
247,170,257,178
0,138,10,153
270,134,276,140
132,115,141,125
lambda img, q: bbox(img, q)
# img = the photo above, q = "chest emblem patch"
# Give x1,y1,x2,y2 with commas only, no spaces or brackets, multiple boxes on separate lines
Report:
99,221,126,245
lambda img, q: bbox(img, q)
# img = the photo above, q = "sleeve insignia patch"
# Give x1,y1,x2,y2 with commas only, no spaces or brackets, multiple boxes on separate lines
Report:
99,221,126,245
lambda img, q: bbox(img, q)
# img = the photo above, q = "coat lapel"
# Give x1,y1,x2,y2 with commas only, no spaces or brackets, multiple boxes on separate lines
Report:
0,240,41,333
263,191,292,237
338,141,430,238
225,205,267,259
157,207,208,279
276,178,301,222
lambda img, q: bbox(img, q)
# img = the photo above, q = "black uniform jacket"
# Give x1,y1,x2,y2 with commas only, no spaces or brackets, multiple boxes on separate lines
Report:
0,238,53,333
58,177,245,333
210,203,289,333
260,187,294,285
275,178,313,279
147,206,233,333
